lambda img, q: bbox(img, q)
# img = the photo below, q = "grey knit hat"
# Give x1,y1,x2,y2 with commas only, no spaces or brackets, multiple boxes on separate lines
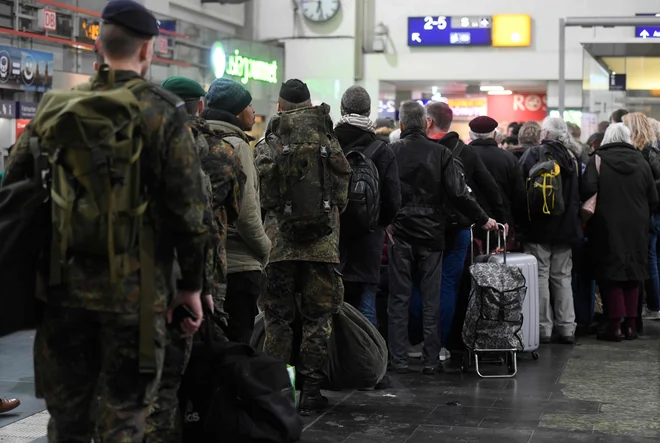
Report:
341,85,371,116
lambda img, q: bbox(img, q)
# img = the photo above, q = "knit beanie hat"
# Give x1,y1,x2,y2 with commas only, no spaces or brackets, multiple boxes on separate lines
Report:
341,85,371,116
280,79,310,104
206,78,252,116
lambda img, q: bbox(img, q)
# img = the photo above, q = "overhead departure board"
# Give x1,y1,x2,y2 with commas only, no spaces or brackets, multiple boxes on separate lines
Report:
408,15,492,46
408,14,531,47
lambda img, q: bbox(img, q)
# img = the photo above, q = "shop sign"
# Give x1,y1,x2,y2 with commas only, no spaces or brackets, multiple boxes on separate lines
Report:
156,36,169,56
210,42,278,85
0,46,54,92
487,93,547,122
16,119,30,139
0,100,15,119
18,102,38,119
446,98,487,118
38,9,57,32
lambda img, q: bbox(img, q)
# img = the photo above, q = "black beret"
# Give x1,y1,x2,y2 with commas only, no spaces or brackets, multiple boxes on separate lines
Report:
102,0,159,37
469,116,499,134
280,79,310,104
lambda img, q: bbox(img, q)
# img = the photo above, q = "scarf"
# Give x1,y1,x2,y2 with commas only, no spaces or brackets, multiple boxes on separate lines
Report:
335,114,376,133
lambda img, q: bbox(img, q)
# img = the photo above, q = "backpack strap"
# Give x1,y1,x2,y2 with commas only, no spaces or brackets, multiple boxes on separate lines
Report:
320,141,332,214
452,140,465,159
363,140,384,159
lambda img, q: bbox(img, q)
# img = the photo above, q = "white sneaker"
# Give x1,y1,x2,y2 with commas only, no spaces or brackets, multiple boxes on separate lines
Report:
439,348,451,362
642,307,660,320
408,343,423,359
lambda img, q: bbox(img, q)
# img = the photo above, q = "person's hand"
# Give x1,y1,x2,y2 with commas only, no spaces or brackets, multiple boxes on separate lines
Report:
203,294,214,312
167,290,203,337
481,218,498,231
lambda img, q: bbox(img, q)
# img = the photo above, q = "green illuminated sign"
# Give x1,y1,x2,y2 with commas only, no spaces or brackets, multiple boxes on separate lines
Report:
211,42,278,85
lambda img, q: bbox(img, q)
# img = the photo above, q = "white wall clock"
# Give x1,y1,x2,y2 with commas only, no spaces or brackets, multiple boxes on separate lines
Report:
300,0,341,23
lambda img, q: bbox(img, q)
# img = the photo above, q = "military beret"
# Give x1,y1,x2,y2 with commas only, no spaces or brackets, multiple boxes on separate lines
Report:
280,79,310,104
102,0,159,37
161,76,206,100
469,116,499,134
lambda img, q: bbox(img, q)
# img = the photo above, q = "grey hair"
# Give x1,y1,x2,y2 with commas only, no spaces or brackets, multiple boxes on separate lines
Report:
389,128,401,143
399,100,426,131
648,118,660,143
469,130,496,140
541,116,583,155
602,123,632,145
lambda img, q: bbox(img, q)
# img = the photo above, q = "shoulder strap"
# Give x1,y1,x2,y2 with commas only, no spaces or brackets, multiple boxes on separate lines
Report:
452,140,465,159
363,140,384,159
595,155,601,175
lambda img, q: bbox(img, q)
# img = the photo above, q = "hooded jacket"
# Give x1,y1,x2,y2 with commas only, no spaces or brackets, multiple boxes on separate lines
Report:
201,108,271,274
581,142,658,281
519,139,583,245
390,128,488,250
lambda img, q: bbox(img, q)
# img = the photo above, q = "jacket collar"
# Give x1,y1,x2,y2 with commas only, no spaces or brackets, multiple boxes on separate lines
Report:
401,128,427,139
470,137,498,148
200,108,251,142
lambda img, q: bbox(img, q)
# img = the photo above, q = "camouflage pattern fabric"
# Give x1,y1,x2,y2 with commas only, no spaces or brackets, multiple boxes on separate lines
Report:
5,69,206,442
254,104,351,264
144,327,191,443
34,305,166,442
260,261,343,383
3,70,208,314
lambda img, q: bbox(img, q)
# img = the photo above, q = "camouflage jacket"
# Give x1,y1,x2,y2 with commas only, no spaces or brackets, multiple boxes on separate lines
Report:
2,69,208,313
189,116,246,287
254,104,351,264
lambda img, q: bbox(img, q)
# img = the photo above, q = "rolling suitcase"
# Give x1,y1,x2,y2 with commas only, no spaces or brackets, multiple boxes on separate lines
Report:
462,225,539,378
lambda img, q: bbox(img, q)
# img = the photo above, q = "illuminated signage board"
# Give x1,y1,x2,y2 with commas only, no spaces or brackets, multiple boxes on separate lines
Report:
408,14,531,47
211,42,278,85
635,13,660,39
78,18,100,45
408,16,492,46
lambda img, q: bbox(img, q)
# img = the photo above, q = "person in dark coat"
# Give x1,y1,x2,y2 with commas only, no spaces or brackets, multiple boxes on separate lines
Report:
375,117,396,144
469,116,527,247
581,123,658,341
388,100,497,375
335,86,401,328
520,117,583,344
424,101,506,362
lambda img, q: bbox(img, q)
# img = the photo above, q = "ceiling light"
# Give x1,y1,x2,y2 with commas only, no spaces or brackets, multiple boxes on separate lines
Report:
488,90,513,95
480,85,504,91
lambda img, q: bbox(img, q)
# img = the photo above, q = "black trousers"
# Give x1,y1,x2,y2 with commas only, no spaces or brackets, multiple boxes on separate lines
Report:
225,270,264,344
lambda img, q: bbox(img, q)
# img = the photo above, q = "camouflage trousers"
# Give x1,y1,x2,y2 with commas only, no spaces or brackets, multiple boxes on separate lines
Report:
144,327,192,443
259,261,343,383
34,305,165,443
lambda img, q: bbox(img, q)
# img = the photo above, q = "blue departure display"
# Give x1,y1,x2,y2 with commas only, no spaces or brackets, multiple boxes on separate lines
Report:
408,16,492,47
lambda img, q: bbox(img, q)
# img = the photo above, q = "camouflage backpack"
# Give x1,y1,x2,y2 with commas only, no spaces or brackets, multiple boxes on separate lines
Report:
261,104,347,243
30,72,158,373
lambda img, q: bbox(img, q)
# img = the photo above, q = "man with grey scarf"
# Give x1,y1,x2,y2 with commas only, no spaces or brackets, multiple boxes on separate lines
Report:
334,86,401,334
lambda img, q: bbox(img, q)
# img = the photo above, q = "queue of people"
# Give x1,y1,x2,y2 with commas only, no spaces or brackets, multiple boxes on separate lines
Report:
2,2,660,440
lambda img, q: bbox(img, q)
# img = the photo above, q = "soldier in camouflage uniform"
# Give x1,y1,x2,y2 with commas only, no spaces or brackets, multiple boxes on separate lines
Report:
3,2,208,441
254,80,351,415
141,76,241,443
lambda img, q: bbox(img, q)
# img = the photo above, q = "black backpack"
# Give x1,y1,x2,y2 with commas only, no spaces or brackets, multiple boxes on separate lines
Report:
444,141,471,227
343,140,382,235
179,313,302,443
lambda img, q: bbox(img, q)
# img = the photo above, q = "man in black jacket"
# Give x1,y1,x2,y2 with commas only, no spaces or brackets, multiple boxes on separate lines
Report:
389,101,497,375
335,86,401,328
469,116,527,247
424,102,506,361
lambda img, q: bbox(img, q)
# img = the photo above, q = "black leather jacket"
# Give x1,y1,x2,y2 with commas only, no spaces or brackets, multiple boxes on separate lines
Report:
390,129,488,250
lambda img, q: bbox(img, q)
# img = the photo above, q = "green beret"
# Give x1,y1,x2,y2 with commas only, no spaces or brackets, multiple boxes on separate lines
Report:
161,76,206,100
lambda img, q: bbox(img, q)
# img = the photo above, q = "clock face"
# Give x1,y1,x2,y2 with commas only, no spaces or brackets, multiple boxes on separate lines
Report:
301,0,341,23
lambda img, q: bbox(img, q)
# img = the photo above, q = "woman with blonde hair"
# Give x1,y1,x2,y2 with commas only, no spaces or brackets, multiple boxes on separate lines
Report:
623,114,660,322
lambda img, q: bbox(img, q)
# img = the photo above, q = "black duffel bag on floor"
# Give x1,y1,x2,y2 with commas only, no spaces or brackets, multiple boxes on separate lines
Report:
179,312,302,443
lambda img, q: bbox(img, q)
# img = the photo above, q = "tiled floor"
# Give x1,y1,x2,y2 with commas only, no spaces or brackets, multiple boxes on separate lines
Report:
1,324,659,442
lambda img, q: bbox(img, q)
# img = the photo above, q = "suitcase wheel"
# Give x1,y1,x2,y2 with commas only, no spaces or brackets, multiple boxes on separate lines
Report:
532,352,539,361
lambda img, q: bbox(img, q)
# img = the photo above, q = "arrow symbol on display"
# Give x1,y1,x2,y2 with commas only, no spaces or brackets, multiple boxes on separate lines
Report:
412,32,422,43
640,29,650,38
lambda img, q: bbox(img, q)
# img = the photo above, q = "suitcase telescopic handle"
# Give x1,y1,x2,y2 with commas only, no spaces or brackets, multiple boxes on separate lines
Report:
472,223,508,265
